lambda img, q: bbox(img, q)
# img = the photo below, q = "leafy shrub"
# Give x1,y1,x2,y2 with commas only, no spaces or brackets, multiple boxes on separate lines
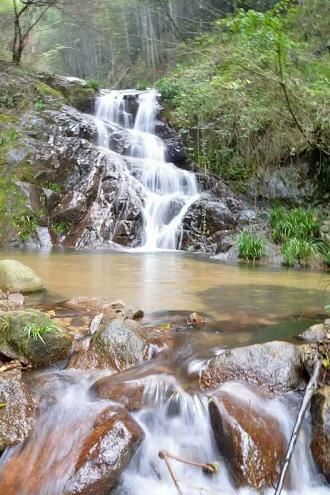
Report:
324,249,330,267
282,238,320,267
236,231,265,261
86,79,100,91
13,214,39,241
53,221,72,236
34,98,45,111
270,207,320,243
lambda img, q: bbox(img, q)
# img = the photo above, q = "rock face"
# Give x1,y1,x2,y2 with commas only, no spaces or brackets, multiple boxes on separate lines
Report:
0,61,261,255
0,260,44,293
0,310,73,367
209,389,286,490
69,319,150,371
0,370,34,451
91,378,145,412
64,408,143,495
200,341,306,392
311,386,330,481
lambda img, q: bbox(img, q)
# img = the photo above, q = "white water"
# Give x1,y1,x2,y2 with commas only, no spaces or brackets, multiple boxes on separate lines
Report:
119,378,330,495
95,89,200,250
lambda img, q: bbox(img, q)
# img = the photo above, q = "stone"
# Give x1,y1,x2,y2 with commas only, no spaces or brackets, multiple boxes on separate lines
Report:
311,386,330,481
68,319,150,371
0,370,34,451
64,408,144,495
0,310,73,367
63,297,144,321
0,260,44,293
300,322,330,342
91,378,145,412
209,388,286,490
200,341,306,392
186,312,207,326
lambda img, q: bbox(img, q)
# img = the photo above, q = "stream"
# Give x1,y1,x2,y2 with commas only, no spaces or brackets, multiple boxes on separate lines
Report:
0,88,329,494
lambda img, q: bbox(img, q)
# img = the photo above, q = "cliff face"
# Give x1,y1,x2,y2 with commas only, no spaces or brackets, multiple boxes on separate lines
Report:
0,61,260,255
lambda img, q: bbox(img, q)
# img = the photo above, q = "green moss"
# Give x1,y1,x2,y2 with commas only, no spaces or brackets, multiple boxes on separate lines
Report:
35,81,62,99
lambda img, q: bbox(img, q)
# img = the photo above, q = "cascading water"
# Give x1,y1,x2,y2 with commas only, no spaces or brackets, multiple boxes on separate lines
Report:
95,89,200,250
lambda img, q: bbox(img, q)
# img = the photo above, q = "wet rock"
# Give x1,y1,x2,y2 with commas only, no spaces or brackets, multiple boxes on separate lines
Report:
0,370,34,451
209,389,286,490
63,297,144,321
0,260,44,293
186,312,207,326
89,313,104,335
300,322,330,342
91,378,144,412
311,386,330,481
200,341,306,392
64,408,144,495
0,310,73,367
68,319,150,371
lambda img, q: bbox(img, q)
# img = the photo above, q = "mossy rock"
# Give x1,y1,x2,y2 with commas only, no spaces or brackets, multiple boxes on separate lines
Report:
0,309,73,367
0,260,44,293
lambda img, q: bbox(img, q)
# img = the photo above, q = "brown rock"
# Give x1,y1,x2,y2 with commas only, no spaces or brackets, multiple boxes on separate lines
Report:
63,297,144,321
209,389,287,490
91,378,144,412
311,386,330,482
0,370,34,451
201,341,306,392
64,408,144,495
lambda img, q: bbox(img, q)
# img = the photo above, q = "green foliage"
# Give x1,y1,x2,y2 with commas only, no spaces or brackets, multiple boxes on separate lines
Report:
235,231,265,261
13,213,39,241
24,321,59,344
156,0,330,192
270,207,320,243
85,79,100,91
34,99,46,111
53,221,72,237
0,95,16,109
282,238,320,267
0,129,19,147
42,181,62,193
324,249,330,267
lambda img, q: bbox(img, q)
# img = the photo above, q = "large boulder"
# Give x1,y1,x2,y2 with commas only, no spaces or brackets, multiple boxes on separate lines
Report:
0,369,34,451
209,387,287,490
63,297,144,321
200,341,306,393
0,310,73,367
0,260,44,293
64,408,144,495
300,321,330,342
68,319,150,371
311,386,330,481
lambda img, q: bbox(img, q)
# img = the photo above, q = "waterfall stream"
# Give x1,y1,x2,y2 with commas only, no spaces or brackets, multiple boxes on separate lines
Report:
95,89,200,250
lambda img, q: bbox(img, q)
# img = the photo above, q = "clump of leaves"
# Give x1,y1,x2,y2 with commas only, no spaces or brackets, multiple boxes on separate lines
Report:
13,213,39,241
34,98,45,111
270,207,320,243
236,231,265,261
0,129,19,147
24,321,59,344
86,79,100,91
282,238,320,267
53,221,72,237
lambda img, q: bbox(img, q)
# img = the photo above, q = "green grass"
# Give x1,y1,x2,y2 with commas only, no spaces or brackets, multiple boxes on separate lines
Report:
236,231,265,261
24,322,59,344
270,207,320,243
282,238,320,267
13,213,39,241
53,221,72,237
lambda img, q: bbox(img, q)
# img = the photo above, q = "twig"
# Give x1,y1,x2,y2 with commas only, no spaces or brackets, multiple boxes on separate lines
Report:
159,450,218,475
274,358,322,495
159,450,183,495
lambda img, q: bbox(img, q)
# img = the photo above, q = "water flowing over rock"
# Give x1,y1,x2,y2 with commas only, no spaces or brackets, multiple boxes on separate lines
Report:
0,370,34,451
200,341,306,392
209,384,287,490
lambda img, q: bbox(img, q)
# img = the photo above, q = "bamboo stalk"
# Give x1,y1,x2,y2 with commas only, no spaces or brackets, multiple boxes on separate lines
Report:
274,359,322,495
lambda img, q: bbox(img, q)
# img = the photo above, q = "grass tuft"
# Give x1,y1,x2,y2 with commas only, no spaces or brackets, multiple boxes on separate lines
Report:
236,231,265,261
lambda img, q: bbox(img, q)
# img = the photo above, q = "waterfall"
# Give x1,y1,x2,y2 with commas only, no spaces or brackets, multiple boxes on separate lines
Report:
95,89,200,250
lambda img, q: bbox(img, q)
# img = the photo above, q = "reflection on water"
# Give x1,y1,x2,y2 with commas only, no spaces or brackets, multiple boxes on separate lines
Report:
0,249,328,342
